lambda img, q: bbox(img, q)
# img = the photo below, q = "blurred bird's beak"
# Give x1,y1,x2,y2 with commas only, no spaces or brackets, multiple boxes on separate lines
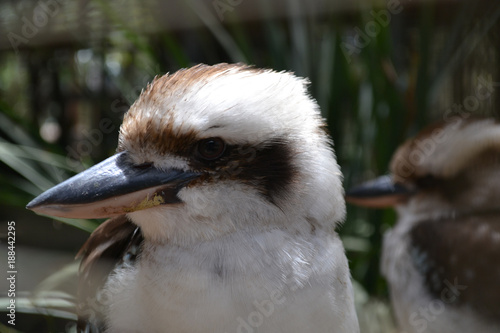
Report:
345,175,415,208
26,151,200,219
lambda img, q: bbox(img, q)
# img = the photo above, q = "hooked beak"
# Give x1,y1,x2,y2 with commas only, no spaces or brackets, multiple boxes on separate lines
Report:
26,151,200,219
345,175,415,208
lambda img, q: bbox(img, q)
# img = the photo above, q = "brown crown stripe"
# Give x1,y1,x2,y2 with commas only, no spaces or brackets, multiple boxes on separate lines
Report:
118,121,200,157
119,63,266,156
143,63,263,98
390,117,500,184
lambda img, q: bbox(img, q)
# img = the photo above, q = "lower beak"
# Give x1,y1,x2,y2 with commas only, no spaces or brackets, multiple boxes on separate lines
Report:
345,175,415,208
26,151,200,219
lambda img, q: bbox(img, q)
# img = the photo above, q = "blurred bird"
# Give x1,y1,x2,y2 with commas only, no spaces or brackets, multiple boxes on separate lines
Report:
346,118,500,333
27,63,359,333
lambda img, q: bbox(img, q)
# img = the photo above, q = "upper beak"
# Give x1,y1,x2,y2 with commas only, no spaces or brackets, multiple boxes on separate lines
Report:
26,151,200,219
345,175,415,208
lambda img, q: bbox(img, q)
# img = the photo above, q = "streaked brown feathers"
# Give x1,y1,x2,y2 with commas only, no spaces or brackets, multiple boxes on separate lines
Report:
76,215,143,332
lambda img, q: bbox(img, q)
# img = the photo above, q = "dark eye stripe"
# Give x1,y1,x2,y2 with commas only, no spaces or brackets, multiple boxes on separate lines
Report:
189,138,298,203
236,140,297,201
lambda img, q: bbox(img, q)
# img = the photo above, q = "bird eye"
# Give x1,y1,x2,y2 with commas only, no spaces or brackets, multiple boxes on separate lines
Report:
196,137,226,160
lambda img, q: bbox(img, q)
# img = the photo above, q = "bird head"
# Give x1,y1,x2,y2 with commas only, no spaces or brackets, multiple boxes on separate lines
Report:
346,117,500,222
27,63,345,244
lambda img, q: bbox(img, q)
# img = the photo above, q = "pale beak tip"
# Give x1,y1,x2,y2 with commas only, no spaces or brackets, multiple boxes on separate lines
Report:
26,197,42,211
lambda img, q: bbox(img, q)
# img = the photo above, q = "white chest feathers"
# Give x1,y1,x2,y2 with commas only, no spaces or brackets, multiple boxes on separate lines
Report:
102,229,358,333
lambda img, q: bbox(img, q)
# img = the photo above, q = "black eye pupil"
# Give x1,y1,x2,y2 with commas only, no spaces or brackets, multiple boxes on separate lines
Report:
197,138,225,160
205,140,218,151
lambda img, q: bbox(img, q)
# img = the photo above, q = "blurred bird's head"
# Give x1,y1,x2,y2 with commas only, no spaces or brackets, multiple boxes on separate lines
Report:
347,117,500,222
28,64,345,244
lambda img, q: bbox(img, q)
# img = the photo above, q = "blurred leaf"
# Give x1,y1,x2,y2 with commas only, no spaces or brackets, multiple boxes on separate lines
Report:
34,262,80,295
186,0,248,63
40,215,100,234
0,142,56,192
0,292,76,319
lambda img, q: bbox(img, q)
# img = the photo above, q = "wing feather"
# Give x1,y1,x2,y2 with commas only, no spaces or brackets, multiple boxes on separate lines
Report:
76,215,143,332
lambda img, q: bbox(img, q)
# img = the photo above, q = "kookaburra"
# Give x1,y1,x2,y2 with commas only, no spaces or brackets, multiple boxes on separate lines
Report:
27,63,359,333
346,118,500,333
